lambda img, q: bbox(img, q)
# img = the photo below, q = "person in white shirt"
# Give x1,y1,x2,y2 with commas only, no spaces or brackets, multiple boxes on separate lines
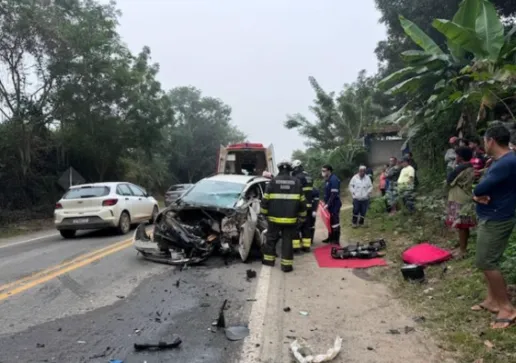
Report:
348,165,373,227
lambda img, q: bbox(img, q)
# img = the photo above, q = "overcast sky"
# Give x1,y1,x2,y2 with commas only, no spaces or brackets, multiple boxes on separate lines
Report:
113,0,386,160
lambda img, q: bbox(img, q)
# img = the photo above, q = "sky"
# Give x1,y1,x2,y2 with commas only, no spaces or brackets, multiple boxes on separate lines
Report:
112,0,387,160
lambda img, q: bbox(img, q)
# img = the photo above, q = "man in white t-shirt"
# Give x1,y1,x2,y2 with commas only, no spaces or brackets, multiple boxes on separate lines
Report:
348,165,373,227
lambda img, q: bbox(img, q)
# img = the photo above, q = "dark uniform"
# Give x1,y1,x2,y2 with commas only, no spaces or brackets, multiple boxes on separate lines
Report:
311,188,320,240
260,169,306,272
292,169,313,251
323,173,342,244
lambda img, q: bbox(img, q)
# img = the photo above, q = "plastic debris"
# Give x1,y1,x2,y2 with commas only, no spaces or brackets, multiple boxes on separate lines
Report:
290,336,342,363
246,269,257,279
299,311,309,316
225,326,250,341
109,360,123,363
134,337,182,351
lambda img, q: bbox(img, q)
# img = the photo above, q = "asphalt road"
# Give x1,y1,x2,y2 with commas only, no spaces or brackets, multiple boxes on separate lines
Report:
0,228,261,363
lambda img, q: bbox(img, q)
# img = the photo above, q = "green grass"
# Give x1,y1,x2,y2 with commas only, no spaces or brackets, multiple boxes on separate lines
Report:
341,197,516,363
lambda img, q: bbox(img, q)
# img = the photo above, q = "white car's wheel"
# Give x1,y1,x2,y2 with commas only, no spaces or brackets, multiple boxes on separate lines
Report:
118,211,131,235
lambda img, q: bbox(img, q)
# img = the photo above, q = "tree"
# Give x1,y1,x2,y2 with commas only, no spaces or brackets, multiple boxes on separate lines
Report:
378,0,516,139
164,86,245,183
285,71,381,179
374,0,516,75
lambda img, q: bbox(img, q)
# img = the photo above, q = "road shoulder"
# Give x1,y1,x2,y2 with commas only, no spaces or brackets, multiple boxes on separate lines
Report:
241,217,453,363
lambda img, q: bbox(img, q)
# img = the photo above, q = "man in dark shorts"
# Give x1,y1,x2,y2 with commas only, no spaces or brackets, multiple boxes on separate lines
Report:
471,123,516,329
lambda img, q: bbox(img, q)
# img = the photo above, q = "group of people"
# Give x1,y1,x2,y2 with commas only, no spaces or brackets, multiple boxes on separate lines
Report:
444,123,516,329
260,161,341,272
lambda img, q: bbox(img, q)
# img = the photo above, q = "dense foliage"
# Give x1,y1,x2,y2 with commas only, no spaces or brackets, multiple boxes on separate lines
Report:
0,0,244,222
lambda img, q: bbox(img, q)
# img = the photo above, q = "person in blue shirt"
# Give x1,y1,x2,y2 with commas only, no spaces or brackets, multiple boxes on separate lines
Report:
321,164,342,244
471,123,516,329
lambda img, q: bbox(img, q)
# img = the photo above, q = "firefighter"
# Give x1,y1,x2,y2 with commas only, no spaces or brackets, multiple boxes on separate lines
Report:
260,160,306,272
311,187,320,240
321,164,342,244
292,160,314,252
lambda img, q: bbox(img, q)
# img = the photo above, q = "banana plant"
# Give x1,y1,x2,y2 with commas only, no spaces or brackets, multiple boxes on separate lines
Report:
379,0,516,136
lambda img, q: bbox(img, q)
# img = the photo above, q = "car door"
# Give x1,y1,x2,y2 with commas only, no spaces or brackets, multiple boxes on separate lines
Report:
127,184,148,221
116,184,136,219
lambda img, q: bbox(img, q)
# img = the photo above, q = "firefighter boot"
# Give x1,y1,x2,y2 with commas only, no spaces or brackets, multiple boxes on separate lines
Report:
281,259,293,272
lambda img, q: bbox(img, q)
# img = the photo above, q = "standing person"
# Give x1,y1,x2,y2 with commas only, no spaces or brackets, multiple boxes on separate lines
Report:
348,166,373,228
445,137,458,176
385,157,401,214
406,152,419,188
470,124,516,328
321,164,342,244
260,160,306,273
445,147,476,259
397,156,416,212
379,164,388,196
292,160,314,252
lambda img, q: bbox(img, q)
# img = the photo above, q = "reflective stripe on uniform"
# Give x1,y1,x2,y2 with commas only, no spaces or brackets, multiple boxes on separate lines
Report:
331,224,340,228
302,187,312,191
300,195,306,202
298,211,307,217
302,238,311,247
306,204,312,208
263,193,270,199
268,193,301,200
281,259,293,266
331,189,339,192
293,239,301,249
260,208,268,214
267,216,297,224
263,254,275,261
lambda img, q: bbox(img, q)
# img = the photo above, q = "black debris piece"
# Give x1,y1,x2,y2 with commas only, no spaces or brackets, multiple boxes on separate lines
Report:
176,280,180,288
404,326,415,334
283,307,291,312
134,337,182,352
388,329,401,335
246,269,257,279
367,346,374,351
225,326,250,341
36,343,45,348
413,316,426,323
116,295,125,299
200,303,211,308
217,299,228,328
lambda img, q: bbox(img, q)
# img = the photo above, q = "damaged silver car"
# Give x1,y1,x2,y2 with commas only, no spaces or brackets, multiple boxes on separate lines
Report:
134,174,269,265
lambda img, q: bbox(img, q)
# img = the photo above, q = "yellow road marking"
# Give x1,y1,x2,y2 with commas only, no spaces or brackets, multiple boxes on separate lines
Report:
0,239,133,301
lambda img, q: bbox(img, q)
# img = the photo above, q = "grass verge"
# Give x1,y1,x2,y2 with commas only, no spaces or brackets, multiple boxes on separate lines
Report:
342,197,516,363
0,218,54,239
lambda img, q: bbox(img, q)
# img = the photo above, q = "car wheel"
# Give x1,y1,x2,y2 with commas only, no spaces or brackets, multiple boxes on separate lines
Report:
60,230,76,239
149,206,159,224
118,211,131,235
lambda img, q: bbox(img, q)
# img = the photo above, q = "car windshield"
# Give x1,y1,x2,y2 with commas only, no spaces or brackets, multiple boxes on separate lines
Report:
63,186,110,199
181,179,244,208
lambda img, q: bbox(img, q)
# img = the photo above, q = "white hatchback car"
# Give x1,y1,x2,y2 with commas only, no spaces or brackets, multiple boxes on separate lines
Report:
54,182,159,238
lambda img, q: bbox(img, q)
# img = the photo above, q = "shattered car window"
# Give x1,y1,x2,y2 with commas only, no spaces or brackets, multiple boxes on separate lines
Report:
181,180,244,208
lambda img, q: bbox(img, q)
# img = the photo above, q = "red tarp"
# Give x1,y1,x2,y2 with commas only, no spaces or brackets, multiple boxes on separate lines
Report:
317,202,331,233
313,245,388,269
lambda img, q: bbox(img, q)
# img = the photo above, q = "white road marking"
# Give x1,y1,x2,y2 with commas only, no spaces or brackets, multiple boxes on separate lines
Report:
0,233,60,250
240,264,272,363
